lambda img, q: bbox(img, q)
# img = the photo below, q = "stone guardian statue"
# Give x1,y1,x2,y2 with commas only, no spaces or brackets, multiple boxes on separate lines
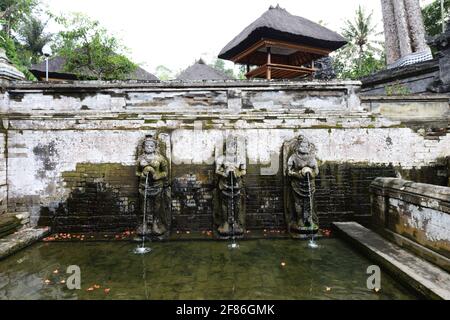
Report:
284,135,320,237
214,135,247,239
136,134,171,239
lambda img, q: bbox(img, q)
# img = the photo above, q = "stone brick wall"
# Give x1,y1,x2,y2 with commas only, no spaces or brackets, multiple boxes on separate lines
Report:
0,80,448,232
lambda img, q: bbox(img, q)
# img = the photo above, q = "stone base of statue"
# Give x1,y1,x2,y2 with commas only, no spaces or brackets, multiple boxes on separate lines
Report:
288,221,319,239
215,220,245,240
135,216,170,241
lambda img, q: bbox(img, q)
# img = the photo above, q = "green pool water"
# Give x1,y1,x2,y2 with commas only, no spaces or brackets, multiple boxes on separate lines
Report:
0,238,417,300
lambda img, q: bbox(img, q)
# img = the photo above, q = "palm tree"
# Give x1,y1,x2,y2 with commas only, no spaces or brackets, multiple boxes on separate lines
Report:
333,6,385,79
342,6,383,63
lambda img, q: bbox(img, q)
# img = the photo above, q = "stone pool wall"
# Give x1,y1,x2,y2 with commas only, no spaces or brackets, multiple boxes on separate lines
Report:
371,178,450,260
0,80,448,232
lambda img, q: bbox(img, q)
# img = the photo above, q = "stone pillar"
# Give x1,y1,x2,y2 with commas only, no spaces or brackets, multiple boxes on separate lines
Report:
381,0,401,64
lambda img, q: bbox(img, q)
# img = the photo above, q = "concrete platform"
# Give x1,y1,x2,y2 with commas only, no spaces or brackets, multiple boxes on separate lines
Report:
333,222,450,300
0,227,50,260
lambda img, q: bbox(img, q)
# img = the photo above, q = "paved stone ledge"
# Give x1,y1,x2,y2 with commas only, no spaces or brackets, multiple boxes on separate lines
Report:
0,227,50,260
333,222,450,300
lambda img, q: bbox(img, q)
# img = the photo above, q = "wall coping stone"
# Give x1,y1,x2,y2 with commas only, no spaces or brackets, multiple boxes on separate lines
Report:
371,178,450,212
4,79,362,92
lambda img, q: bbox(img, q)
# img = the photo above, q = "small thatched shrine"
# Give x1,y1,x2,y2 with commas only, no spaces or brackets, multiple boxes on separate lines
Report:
218,5,347,79
176,59,233,81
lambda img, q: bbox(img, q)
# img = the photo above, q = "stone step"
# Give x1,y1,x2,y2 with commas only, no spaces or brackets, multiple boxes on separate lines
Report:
0,227,50,260
0,215,21,239
333,221,450,300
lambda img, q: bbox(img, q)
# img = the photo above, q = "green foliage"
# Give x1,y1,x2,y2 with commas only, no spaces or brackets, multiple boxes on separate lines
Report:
422,0,450,37
334,51,386,80
0,30,35,79
54,13,137,80
333,6,386,80
210,59,235,79
0,0,42,79
155,65,173,80
0,0,39,36
385,81,411,96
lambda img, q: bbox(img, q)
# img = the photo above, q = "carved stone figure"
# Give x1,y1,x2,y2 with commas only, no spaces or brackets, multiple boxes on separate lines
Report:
313,57,336,80
214,136,246,239
428,20,450,93
284,135,319,237
136,134,171,239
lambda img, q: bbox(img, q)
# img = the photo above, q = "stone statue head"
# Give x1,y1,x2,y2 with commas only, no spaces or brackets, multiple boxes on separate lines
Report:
143,135,158,154
293,136,316,156
225,136,238,157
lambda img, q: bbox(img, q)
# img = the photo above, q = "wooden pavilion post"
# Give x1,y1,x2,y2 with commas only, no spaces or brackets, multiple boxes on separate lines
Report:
266,47,272,80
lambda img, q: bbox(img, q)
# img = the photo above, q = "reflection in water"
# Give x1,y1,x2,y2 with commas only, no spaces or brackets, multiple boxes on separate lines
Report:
0,239,417,300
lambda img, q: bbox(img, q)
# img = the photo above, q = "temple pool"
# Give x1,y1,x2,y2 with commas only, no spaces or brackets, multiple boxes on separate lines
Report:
0,238,417,300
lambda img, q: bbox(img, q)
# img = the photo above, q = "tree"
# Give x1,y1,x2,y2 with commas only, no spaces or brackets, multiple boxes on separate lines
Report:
210,59,235,79
54,13,137,80
16,15,52,64
155,65,173,80
0,0,38,36
422,0,450,37
333,6,386,79
0,0,41,79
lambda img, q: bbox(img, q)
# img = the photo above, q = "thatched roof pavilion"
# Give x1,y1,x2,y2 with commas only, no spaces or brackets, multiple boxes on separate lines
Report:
30,56,159,81
176,59,233,81
218,5,347,79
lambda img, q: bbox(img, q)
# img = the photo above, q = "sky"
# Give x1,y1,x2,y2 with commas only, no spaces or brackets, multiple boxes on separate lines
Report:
42,0,435,76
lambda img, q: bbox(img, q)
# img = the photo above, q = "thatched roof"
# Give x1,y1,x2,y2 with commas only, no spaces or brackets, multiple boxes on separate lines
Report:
176,59,233,81
218,5,347,60
29,56,159,81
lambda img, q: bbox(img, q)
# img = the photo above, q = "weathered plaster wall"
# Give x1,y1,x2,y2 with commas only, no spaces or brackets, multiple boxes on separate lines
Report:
0,131,7,214
371,178,450,261
1,80,449,232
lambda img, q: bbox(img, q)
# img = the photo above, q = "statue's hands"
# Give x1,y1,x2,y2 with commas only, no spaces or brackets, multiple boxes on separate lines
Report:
288,170,301,178
301,167,313,177
143,166,155,176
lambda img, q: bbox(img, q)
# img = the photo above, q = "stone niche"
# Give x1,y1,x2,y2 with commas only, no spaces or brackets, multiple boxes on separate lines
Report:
371,178,450,270
0,80,448,233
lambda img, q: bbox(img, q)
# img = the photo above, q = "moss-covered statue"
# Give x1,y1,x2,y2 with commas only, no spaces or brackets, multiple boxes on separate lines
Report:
136,134,171,240
283,135,319,237
214,136,247,239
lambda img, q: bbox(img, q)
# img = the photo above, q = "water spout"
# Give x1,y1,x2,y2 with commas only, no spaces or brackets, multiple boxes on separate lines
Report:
307,173,319,249
228,172,240,250
134,172,152,255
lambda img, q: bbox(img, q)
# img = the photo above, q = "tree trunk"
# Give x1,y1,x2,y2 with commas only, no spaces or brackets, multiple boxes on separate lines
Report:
381,0,401,64
404,0,430,52
393,0,413,57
